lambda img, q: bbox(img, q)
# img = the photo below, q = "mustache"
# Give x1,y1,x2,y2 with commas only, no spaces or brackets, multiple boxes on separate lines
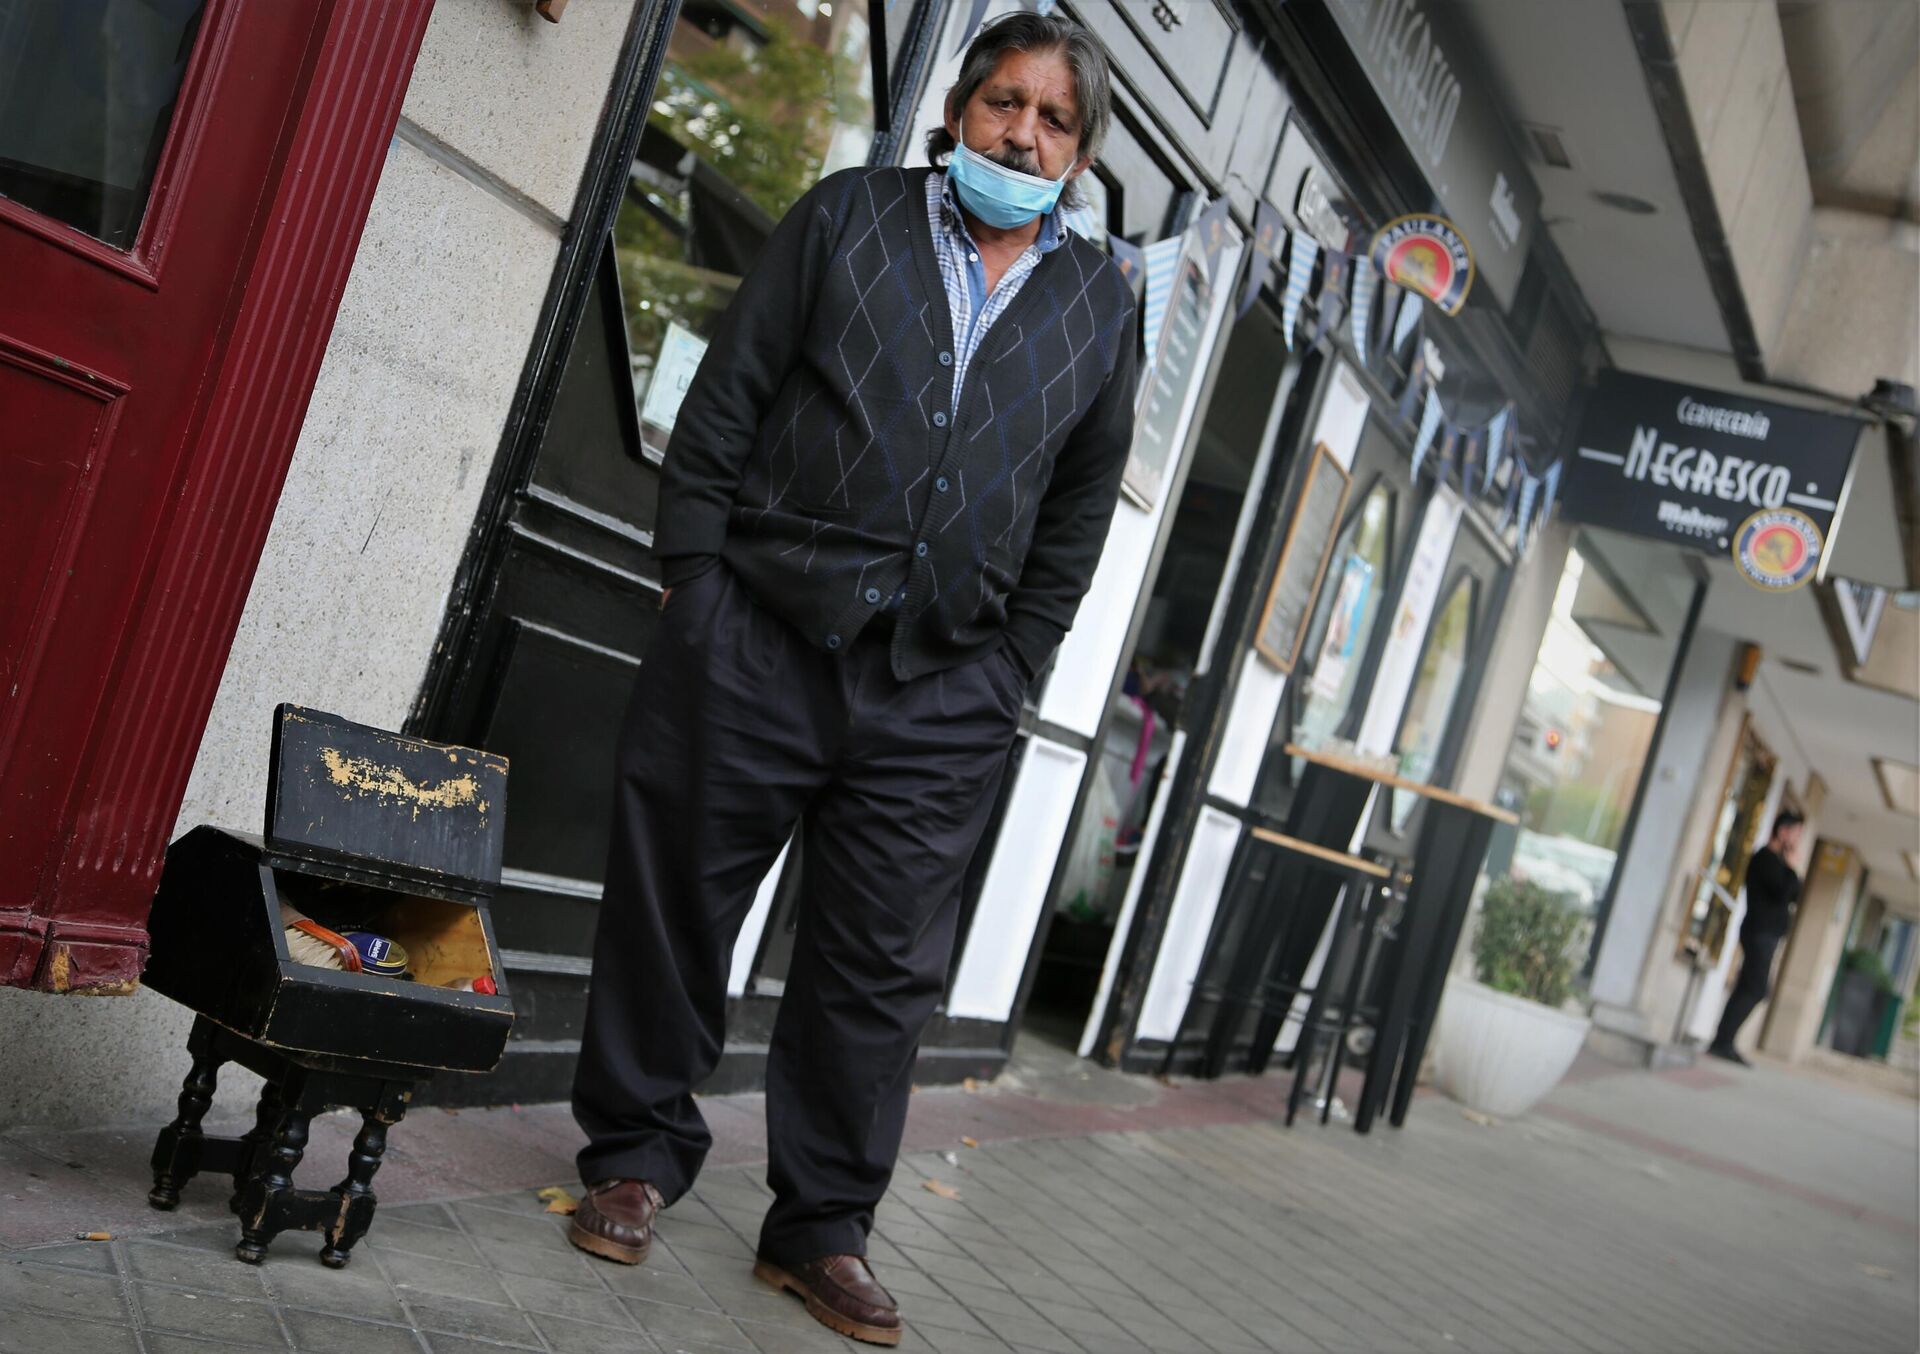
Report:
983,146,1042,176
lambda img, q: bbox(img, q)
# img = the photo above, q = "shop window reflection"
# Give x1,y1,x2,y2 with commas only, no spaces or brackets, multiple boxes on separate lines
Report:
616,0,881,457
1294,483,1395,754
1480,543,1689,965
1387,576,1475,830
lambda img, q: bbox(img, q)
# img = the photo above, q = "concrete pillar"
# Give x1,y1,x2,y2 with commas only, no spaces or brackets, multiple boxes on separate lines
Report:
1589,625,1742,1026
1760,841,1864,1061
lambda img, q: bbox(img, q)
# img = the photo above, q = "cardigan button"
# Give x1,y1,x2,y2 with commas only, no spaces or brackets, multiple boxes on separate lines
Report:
865,588,881,604
935,476,949,492
933,411,948,428
938,350,953,366
826,633,842,650
915,541,929,558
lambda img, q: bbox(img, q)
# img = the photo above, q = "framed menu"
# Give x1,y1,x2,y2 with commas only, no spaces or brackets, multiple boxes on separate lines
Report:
1255,442,1351,671
1122,246,1210,510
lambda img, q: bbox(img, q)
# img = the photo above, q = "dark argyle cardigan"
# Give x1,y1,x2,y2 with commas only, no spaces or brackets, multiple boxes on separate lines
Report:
654,165,1140,682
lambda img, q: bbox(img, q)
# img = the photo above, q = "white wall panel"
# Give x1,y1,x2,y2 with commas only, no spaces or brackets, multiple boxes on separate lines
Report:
1137,807,1244,1041
947,738,1089,1021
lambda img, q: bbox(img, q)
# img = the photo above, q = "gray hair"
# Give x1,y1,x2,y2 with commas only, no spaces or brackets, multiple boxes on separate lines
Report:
926,12,1113,211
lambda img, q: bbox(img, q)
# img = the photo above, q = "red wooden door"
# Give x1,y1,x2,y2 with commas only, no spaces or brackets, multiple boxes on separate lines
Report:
0,0,435,991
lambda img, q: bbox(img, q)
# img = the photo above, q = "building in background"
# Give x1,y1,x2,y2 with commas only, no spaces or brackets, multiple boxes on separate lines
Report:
0,0,1913,1130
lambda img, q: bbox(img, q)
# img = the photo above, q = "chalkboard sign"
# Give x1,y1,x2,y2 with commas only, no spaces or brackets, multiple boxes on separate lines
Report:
1256,442,1351,671
1123,250,1210,510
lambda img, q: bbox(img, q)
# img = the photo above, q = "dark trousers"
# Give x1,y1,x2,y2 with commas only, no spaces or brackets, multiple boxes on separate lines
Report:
572,564,1023,1264
1713,930,1783,1051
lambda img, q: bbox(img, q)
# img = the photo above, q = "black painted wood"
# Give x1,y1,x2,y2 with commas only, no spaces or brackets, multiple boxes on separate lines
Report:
265,706,507,904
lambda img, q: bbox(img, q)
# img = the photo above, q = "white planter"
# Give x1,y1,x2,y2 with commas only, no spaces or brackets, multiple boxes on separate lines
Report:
1433,976,1591,1119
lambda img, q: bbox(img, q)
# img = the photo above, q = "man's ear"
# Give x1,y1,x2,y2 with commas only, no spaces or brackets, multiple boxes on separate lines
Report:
944,92,962,146
1065,155,1094,183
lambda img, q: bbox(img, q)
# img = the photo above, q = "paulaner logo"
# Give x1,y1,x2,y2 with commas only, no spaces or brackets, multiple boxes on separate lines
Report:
1623,426,1791,508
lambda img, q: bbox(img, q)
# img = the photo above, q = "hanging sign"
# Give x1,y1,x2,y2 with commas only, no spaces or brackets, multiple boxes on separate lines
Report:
1732,510,1823,592
1834,580,1888,667
1295,165,1355,254
1370,215,1473,315
1562,370,1862,554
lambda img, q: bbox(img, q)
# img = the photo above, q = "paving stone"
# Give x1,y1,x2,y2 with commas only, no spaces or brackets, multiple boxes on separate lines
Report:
125,1238,273,1299
0,1256,131,1323
900,1243,1009,1291
497,1266,633,1327
970,1309,1079,1353
262,1255,408,1324
933,1275,1040,1320
533,1310,664,1354
144,1336,280,1354
134,1282,290,1347
594,1259,724,1311
10,1239,118,1273
624,1293,756,1350
405,1293,542,1348
912,1323,1014,1354
0,1307,142,1354
364,1217,487,1267
378,1248,513,1306
280,1309,427,1354
897,1289,994,1337
467,1230,605,1287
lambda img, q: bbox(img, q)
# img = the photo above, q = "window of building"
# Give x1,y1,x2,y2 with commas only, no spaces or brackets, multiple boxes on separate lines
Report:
616,0,881,458
0,0,207,249
1293,482,1395,754
1388,575,1476,830
1481,536,1697,962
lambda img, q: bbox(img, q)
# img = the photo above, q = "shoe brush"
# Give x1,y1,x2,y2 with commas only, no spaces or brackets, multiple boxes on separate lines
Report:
280,902,363,972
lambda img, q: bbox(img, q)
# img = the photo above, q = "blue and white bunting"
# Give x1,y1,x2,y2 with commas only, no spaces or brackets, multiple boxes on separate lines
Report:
1410,388,1443,481
1482,404,1511,495
1140,235,1185,374
1391,290,1423,352
1349,256,1377,364
1539,459,1563,527
1281,231,1319,349
1497,466,1521,530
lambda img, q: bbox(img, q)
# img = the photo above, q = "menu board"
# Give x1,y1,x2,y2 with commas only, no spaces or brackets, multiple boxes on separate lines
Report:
1122,251,1209,510
1255,442,1351,671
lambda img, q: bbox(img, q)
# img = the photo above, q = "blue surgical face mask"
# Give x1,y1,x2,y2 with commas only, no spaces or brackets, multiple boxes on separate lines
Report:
947,138,1072,229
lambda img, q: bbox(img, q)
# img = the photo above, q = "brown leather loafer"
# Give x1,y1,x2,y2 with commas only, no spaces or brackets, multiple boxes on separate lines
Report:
568,1179,663,1265
754,1253,902,1346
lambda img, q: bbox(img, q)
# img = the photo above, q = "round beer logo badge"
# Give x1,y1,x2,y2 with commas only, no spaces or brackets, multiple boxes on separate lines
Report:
1733,508,1822,591
1369,215,1475,315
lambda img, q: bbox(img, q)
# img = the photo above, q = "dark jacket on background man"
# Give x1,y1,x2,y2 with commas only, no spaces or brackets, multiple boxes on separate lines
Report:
654,165,1140,683
1741,844,1802,941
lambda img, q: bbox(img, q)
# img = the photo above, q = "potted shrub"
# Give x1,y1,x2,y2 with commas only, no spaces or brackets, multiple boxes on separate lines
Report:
1433,877,1592,1118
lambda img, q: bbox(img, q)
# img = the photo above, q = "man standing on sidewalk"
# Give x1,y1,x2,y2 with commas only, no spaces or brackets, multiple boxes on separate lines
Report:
567,14,1135,1346
1708,812,1807,1065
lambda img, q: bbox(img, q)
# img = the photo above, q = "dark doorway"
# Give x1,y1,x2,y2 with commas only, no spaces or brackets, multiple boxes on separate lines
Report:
1023,299,1294,1045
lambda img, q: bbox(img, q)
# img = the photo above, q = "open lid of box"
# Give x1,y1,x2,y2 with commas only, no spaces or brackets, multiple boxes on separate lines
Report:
264,705,508,905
